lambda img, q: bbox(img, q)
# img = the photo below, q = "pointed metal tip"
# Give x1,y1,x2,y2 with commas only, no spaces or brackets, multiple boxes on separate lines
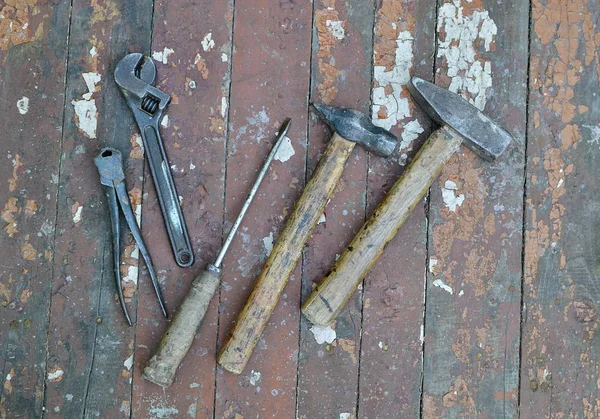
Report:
278,118,292,138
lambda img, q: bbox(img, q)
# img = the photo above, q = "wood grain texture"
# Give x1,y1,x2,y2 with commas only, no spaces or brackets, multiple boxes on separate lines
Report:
43,1,153,417
214,0,312,416
0,2,71,417
422,0,528,417
218,132,355,374
296,0,372,417
304,126,463,327
520,0,600,416
358,1,436,417
131,0,233,416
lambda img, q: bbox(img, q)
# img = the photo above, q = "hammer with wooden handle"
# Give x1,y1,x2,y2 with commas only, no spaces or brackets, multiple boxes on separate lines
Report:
217,104,397,374
302,77,513,326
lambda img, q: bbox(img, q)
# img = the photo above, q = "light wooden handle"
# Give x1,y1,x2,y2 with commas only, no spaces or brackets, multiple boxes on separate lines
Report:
143,265,222,387
302,126,463,326
217,133,356,374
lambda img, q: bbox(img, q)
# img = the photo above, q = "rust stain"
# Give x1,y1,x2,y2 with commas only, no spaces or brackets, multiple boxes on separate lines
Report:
90,0,120,25
422,394,439,419
19,288,31,304
0,0,43,51
451,329,471,364
21,240,36,260
8,154,22,192
315,0,345,104
24,199,37,216
209,116,225,134
337,338,357,364
129,133,144,159
1,197,19,237
442,376,476,411
194,54,209,79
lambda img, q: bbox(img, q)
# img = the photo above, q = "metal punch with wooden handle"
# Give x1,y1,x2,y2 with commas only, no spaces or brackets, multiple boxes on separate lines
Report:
302,77,513,326
142,119,291,388
217,105,398,374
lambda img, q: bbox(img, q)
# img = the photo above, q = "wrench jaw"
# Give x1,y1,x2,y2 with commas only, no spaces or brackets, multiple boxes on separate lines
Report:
115,53,171,129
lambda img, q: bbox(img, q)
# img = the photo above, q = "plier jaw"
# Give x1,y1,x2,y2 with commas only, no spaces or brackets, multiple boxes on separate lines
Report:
94,147,168,325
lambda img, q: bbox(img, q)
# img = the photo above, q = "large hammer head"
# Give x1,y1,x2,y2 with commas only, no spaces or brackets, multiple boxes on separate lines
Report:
408,77,512,161
312,103,397,157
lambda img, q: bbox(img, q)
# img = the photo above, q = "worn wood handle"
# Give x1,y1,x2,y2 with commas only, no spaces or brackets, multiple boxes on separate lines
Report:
143,265,221,387
302,125,463,326
217,133,356,374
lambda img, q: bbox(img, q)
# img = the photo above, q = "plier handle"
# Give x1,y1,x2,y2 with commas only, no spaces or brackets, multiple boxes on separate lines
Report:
94,147,167,325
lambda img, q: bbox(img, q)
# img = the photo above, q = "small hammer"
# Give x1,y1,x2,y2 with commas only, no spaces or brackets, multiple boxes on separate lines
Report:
217,105,397,374
302,77,513,326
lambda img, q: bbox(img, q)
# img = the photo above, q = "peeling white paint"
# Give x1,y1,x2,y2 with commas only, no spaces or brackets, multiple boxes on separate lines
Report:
5,373,11,381
584,124,600,146
248,370,261,386
134,202,142,225
188,80,197,89
318,213,326,224
201,33,215,51
458,289,464,296
17,97,29,114
190,163,196,170
123,266,138,285
442,180,464,212
437,1,497,110
274,136,295,162
161,115,170,128
372,31,423,147
221,97,228,118
339,413,350,419
47,369,64,381
433,279,453,294
152,47,175,64
123,353,134,371
72,72,101,138
89,46,97,57
66,394,73,401
326,20,345,40
420,324,425,343
429,258,438,273
263,232,274,256
310,325,336,344
72,205,83,223
221,53,228,62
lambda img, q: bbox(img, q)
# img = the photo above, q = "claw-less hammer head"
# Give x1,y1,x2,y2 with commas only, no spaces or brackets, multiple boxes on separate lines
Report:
312,103,397,157
408,77,512,161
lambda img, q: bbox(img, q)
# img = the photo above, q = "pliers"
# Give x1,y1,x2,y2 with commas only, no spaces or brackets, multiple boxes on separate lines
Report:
94,147,167,325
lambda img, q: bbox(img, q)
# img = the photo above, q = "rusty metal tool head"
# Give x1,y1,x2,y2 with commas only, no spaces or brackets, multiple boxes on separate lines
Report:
302,77,513,327
408,76,511,161
94,148,167,325
312,103,397,157
115,53,194,268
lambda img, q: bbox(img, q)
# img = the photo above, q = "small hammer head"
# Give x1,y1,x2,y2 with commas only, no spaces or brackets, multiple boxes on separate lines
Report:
312,103,397,157
408,77,512,161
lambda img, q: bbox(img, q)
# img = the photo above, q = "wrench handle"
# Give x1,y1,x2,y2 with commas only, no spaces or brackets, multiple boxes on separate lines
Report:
302,125,463,326
141,124,194,267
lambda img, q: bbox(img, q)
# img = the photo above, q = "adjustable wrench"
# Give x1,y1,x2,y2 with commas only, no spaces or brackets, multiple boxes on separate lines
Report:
115,53,194,268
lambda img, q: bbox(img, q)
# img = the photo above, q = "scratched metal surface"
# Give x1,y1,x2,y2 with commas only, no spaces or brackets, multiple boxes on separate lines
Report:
2,0,600,418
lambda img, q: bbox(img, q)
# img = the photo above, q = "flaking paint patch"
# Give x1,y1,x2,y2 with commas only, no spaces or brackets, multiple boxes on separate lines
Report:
2,197,19,237
72,72,101,138
274,136,295,162
310,324,336,344
72,204,83,224
441,180,465,212
0,0,44,50
9,154,22,191
17,97,29,114
315,1,345,104
248,370,261,386
201,33,215,51
123,353,134,371
433,279,453,294
47,368,64,382
436,0,498,110
262,232,274,256
152,47,174,64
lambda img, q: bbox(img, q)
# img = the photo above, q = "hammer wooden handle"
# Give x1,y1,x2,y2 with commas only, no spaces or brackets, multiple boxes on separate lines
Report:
218,133,356,374
143,265,221,387
302,125,462,326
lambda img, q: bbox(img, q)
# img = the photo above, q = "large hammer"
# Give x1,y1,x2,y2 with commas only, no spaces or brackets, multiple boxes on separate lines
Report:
218,105,397,374
302,77,513,326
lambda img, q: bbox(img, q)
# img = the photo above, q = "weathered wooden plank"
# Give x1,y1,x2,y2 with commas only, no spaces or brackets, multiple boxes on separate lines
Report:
295,0,372,417
214,0,312,416
0,2,71,417
357,0,435,417
421,0,528,417
43,1,153,417
130,1,234,417
520,1,600,416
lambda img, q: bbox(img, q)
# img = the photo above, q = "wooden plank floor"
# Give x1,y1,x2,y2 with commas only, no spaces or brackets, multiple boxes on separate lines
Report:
0,0,599,417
